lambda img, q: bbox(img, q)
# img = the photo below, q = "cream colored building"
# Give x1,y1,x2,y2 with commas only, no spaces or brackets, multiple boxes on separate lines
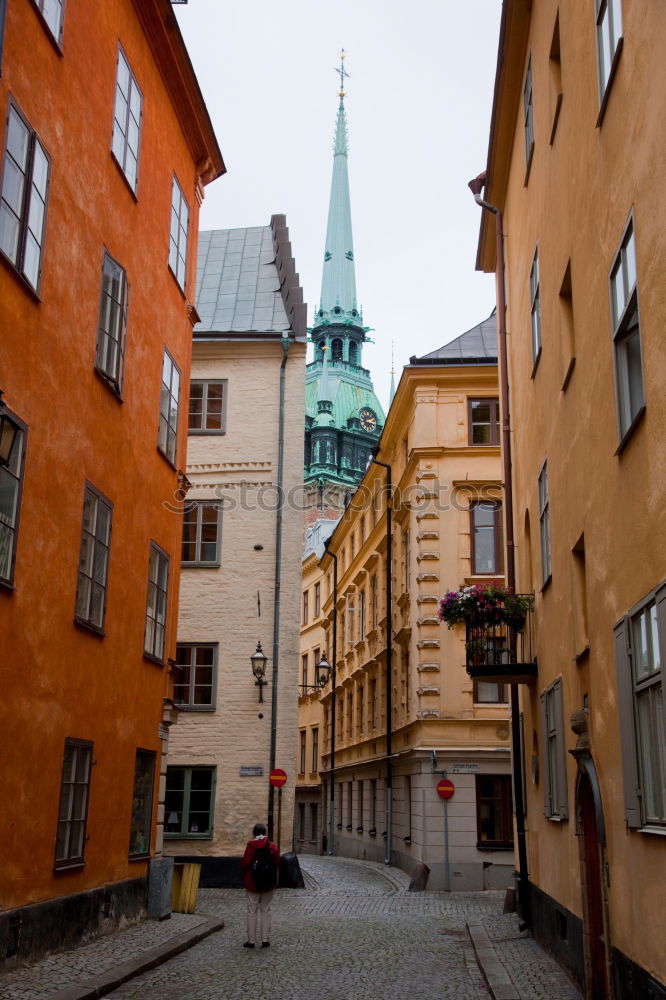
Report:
297,314,516,890
475,2,666,995
163,218,306,877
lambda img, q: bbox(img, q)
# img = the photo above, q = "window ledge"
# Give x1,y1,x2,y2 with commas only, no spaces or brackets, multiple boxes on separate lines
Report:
181,562,221,570
524,145,534,187
0,248,42,302
143,651,166,667
94,366,124,402
54,860,85,873
110,152,139,202
74,617,106,639
574,645,590,664
174,705,215,713
188,430,227,436
157,446,178,471
540,574,553,594
549,93,563,145
128,853,151,863
168,265,187,300
638,825,666,837
615,405,646,457
164,833,213,840
596,38,624,128
0,577,16,593
476,843,514,852
561,356,576,392
530,348,542,380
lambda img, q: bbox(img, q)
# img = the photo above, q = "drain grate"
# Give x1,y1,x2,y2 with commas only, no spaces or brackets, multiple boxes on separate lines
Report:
6,915,21,958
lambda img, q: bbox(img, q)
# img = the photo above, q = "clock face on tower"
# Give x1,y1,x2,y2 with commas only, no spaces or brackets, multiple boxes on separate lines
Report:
359,407,377,432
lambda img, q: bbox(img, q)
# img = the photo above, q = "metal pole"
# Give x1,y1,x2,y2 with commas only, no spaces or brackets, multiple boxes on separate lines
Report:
469,176,531,928
371,453,392,866
443,770,450,892
277,787,282,857
267,336,290,840
325,544,338,856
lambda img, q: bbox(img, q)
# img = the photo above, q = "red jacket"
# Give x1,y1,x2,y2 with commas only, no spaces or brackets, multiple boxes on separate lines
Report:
239,836,280,893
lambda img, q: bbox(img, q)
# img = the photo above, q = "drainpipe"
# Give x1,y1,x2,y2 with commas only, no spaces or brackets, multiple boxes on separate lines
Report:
468,173,531,929
323,540,338,856
267,334,291,842
371,449,393,867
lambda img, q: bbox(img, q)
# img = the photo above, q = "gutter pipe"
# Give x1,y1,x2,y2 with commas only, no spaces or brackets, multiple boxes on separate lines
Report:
468,173,531,929
267,334,291,841
323,539,338,856
371,450,393,867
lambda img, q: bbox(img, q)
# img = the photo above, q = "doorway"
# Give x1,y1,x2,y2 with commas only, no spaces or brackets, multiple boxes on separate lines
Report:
577,769,609,999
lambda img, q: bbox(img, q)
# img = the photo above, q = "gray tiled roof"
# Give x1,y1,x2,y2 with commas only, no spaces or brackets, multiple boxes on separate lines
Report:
194,227,290,334
410,309,497,364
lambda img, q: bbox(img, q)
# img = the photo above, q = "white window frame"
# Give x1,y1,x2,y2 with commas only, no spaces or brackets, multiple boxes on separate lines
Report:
144,542,169,662
538,460,551,584
530,247,542,366
111,46,142,193
168,175,189,290
523,56,534,172
0,102,50,292
0,411,26,587
610,215,644,445
54,738,93,869
181,501,222,567
158,349,180,465
173,642,218,711
595,0,623,108
188,379,227,434
31,0,65,45
74,483,112,633
95,250,128,393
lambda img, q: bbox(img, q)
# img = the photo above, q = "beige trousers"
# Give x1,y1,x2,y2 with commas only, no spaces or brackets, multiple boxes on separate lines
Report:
245,889,273,944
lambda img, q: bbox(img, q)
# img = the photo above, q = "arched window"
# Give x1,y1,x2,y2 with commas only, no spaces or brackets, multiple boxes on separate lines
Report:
331,339,343,361
348,342,358,365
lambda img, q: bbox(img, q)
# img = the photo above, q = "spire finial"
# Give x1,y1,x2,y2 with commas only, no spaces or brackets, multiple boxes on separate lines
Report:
336,49,350,99
389,341,397,404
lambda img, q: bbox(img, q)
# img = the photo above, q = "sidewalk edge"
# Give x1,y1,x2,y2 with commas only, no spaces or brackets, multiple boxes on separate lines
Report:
49,915,225,1000
467,919,520,1000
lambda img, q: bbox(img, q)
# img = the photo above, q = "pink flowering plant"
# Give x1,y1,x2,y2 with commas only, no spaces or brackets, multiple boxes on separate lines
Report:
438,582,533,632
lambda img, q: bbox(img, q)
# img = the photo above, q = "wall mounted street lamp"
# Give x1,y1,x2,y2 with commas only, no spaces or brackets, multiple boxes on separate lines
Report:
301,651,332,693
250,641,268,702
0,392,19,467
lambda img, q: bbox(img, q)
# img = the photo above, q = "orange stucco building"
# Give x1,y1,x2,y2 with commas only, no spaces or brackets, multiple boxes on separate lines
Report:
475,1,665,997
0,0,223,962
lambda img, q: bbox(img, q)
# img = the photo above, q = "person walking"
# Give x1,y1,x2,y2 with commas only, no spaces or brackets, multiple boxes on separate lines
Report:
239,822,280,949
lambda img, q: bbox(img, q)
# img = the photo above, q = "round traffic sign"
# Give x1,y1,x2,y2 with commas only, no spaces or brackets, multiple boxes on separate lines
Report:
437,778,455,800
269,768,288,788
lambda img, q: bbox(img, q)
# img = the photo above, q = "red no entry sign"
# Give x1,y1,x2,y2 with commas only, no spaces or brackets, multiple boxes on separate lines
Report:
269,768,287,788
437,778,455,800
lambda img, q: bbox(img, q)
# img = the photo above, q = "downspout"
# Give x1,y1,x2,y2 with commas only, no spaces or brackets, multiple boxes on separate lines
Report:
469,172,531,928
324,540,338,856
371,450,393,866
267,334,291,841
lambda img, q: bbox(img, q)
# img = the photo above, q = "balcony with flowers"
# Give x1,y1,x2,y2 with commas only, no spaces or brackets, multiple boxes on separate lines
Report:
439,582,536,684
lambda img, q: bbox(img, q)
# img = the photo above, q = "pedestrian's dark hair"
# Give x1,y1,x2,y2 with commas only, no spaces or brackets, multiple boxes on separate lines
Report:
253,823,267,836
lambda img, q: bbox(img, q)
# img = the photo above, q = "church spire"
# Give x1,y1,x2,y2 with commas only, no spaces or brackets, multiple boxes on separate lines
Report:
314,51,359,328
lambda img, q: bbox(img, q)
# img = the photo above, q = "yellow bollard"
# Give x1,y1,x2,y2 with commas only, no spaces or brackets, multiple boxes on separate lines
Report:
171,862,201,913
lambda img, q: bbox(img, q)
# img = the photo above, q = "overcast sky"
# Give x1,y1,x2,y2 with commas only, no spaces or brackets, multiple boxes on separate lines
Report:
175,0,502,411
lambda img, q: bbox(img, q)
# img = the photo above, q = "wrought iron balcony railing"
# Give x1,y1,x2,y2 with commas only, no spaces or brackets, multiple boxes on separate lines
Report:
464,597,537,684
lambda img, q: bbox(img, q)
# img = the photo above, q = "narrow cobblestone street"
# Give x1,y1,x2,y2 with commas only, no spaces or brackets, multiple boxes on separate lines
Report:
108,856,493,1000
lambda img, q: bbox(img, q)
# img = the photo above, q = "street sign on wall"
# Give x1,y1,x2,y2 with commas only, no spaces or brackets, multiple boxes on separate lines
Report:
437,778,455,800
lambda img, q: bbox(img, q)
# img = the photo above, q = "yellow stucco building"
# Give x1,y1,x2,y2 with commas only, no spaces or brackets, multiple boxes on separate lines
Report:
297,314,518,890
475,2,666,996
164,218,306,877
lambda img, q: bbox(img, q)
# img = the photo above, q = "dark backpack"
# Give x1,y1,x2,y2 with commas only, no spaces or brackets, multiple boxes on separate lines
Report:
251,845,276,892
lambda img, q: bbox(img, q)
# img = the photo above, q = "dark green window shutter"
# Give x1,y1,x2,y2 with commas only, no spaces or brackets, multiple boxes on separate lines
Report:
613,617,641,828
553,678,568,820
540,690,550,816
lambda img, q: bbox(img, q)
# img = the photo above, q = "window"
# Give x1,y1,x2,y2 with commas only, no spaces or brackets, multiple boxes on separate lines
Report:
144,542,169,662
168,176,189,291
314,582,321,617
476,775,514,848
311,728,319,773
0,0,6,74
31,0,64,44
301,653,308,690
347,691,353,738
158,350,180,465
298,803,306,840
164,766,215,838
129,749,155,858
173,643,217,709
538,462,551,584
548,12,563,144
523,57,534,173
596,0,623,105
302,589,309,625
469,399,500,445
559,262,576,390
0,412,26,587
182,502,221,566
357,780,364,831
54,739,93,869
371,574,378,628
0,103,50,292
299,730,306,773
370,779,377,831
405,775,412,839
189,380,227,433
358,683,364,732
111,47,142,193
403,529,411,592
470,501,504,575
74,484,112,633
540,678,568,820
474,680,510,704
370,678,377,729
610,218,644,442
359,590,366,639
309,803,318,841
530,248,542,365
95,252,128,393
347,781,353,829
614,586,666,830
337,694,343,743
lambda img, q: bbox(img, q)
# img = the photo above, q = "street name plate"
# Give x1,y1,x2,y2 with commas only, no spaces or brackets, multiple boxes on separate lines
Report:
240,766,264,777
451,762,480,773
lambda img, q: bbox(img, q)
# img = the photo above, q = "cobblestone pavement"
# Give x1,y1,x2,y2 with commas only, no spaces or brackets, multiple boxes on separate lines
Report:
106,857,497,1000
481,913,581,1000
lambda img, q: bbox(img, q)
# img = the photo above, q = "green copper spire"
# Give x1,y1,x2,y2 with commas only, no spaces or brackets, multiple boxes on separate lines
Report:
314,51,360,329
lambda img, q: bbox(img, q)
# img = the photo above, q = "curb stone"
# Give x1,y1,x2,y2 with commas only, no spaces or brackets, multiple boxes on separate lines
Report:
467,919,520,1000
48,915,225,1000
